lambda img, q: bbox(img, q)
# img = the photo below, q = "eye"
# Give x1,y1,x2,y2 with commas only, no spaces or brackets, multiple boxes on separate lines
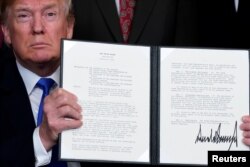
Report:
47,12,56,17
44,10,58,21
16,12,32,22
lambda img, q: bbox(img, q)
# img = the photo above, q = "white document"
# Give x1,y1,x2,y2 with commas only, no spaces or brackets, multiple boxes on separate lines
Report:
60,41,151,163
160,48,250,165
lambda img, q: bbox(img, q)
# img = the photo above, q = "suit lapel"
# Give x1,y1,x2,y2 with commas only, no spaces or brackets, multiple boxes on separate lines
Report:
237,0,250,15
129,0,158,43
0,50,36,130
96,0,124,42
95,0,157,43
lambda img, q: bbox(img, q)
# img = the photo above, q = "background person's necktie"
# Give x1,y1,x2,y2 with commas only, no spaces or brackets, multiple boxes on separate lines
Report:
119,0,136,43
36,78,67,167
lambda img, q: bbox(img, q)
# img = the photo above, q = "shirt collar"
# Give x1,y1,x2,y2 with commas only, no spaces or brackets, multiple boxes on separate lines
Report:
16,60,60,95
115,0,120,15
235,0,239,12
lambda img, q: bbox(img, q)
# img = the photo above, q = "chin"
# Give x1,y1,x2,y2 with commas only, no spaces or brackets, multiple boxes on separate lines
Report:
31,51,58,62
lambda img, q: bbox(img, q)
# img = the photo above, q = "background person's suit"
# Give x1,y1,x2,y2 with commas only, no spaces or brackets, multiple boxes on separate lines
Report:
72,0,198,46
197,0,250,49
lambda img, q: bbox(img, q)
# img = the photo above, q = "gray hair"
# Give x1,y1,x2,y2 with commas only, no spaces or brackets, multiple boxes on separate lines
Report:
0,0,74,25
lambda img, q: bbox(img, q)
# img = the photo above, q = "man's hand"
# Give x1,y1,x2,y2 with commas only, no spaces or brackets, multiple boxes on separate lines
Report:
39,88,83,151
240,115,250,146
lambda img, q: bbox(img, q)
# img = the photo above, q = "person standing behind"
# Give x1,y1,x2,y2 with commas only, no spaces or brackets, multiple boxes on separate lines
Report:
234,0,250,49
72,0,198,46
197,0,236,48
197,0,250,49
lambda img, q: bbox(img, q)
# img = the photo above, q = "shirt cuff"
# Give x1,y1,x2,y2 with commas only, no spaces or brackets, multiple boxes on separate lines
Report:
33,127,52,167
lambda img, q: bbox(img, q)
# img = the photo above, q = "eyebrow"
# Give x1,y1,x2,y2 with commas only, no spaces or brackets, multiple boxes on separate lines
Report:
14,3,59,13
14,6,32,13
42,4,60,12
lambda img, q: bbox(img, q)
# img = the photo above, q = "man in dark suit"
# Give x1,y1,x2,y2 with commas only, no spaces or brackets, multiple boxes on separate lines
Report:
0,0,82,166
72,0,198,46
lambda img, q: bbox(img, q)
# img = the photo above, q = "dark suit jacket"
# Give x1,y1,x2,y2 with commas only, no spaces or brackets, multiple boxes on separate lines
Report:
198,0,250,49
72,0,198,46
235,0,250,48
0,49,36,167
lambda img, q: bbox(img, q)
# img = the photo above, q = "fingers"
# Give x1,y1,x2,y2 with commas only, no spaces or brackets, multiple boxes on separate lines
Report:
240,115,250,131
243,131,250,138
39,88,83,150
46,88,81,112
242,137,250,146
240,115,250,146
242,115,250,123
44,88,82,117
57,105,82,120
57,118,83,130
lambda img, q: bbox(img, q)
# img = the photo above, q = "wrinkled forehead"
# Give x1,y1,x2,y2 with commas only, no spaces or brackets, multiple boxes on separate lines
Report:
11,0,64,11
1,0,72,24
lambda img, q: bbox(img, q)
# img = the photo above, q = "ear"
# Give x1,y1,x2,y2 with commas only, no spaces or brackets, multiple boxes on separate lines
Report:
66,17,75,39
1,24,11,44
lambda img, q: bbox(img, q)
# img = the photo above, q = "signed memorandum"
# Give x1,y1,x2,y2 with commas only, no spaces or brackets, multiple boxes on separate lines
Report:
60,40,250,165
160,48,250,165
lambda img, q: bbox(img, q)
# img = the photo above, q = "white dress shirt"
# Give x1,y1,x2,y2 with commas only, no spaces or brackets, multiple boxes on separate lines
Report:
115,0,120,15
16,61,80,167
235,0,239,11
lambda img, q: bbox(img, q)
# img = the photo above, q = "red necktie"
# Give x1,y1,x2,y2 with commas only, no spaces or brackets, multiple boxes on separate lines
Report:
119,0,136,43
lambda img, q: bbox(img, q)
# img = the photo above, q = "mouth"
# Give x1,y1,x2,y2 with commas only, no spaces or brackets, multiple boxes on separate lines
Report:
30,42,50,49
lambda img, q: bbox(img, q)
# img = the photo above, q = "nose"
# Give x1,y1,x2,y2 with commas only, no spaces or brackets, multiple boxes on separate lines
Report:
31,14,45,35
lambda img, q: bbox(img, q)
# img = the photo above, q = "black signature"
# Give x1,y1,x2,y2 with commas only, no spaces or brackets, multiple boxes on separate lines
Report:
194,121,238,150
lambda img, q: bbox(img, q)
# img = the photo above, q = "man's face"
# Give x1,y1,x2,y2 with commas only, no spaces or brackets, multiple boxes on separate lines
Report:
2,0,74,71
